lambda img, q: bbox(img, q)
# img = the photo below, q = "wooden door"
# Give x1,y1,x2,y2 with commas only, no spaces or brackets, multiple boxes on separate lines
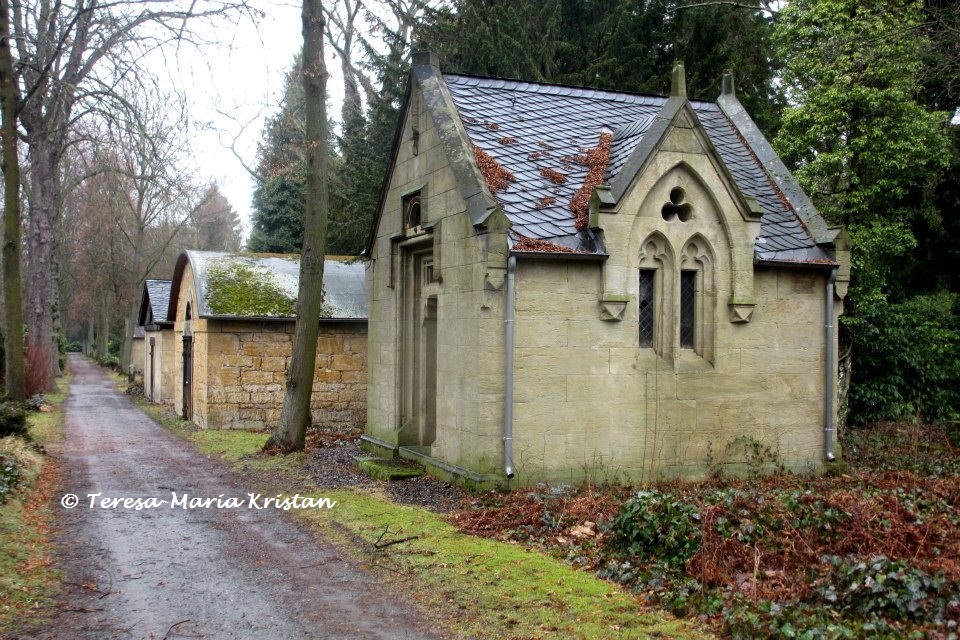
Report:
401,249,438,447
149,337,156,402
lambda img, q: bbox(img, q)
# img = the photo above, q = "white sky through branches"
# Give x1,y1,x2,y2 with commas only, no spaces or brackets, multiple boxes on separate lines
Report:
144,1,348,242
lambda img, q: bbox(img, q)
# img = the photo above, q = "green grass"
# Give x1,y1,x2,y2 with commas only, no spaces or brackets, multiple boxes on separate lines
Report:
187,430,271,463
158,427,708,640
0,374,72,631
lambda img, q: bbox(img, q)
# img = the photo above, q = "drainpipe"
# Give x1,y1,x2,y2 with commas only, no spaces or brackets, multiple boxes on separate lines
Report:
824,267,838,462
503,256,517,479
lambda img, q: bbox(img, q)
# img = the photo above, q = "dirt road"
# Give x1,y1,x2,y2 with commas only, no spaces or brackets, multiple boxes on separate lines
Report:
25,355,439,640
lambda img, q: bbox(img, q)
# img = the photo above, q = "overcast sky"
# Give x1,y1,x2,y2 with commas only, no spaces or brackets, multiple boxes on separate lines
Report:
151,1,348,240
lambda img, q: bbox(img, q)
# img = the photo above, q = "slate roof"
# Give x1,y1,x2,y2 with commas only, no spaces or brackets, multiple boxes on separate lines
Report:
443,74,830,261
144,279,173,326
169,251,367,321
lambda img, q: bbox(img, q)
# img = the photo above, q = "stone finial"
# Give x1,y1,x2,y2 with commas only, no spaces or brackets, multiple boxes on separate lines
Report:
722,71,736,96
670,62,686,98
412,50,439,69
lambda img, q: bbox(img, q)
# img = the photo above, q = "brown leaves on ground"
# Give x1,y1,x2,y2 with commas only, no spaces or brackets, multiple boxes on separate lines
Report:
5,449,63,618
304,426,363,450
447,422,960,624
451,486,627,559
681,472,960,604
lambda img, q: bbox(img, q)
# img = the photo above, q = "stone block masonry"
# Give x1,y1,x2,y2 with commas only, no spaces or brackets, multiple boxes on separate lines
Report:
204,320,367,430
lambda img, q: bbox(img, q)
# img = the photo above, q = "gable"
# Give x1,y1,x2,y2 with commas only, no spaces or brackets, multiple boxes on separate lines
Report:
364,53,499,257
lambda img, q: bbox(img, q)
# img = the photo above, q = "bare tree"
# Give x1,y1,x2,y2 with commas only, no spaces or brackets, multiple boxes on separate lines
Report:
8,0,251,388
322,0,438,126
268,0,328,453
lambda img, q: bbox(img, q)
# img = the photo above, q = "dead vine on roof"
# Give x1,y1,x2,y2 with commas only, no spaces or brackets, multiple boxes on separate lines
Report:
534,196,557,210
473,145,515,197
569,132,613,231
539,168,567,185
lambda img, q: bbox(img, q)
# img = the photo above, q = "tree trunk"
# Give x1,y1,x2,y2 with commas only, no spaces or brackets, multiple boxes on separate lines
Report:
52,268,62,376
24,140,60,389
85,318,94,357
269,0,328,453
120,251,145,374
0,0,26,400
97,298,109,363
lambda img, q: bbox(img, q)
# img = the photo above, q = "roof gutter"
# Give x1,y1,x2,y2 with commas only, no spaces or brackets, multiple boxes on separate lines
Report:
503,255,516,480
510,250,609,262
824,267,838,463
199,314,367,323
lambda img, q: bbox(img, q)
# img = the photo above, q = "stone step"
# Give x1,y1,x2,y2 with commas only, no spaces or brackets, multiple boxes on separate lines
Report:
351,455,426,482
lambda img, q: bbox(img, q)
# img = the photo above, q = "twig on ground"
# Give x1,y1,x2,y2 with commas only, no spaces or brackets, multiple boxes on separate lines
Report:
162,618,196,639
373,525,420,550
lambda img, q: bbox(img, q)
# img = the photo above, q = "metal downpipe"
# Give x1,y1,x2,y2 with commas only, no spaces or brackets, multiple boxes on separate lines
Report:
824,267,838,462
504,256,516,479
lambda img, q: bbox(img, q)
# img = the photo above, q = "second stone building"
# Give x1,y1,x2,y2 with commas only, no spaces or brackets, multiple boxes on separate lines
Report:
167,250,368,430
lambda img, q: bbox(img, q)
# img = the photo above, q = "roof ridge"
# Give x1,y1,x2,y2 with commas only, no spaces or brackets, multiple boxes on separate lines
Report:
443,72,718,108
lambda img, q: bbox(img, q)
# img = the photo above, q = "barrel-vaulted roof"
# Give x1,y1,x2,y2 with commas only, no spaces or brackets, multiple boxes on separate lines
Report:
167,251,367,322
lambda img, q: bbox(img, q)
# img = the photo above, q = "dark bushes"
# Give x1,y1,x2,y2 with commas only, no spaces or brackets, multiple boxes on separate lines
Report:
847,292,960,423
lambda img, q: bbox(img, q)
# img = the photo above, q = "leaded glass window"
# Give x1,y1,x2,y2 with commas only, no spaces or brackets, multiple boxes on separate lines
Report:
639,269,655,347
680,270,696,349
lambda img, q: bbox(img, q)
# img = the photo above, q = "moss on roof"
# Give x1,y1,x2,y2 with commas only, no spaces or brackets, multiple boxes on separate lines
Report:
205,260,297,317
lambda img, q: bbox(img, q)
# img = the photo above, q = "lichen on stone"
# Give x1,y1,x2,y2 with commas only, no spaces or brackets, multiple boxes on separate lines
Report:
205,259,298,317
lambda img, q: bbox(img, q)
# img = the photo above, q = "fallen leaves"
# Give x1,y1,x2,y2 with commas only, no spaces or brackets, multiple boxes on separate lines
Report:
539,168,567,185
568,132,613,231
473,145,516,198
512,236,586,253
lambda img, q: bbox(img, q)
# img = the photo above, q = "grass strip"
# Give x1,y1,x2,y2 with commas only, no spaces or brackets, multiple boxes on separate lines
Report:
0,374,72,632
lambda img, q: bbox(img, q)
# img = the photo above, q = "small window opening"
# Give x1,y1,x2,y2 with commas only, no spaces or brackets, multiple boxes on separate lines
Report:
661,186,692,222
183,301,192,336
638,269,656,347
680,270,696,348
404,194,422,230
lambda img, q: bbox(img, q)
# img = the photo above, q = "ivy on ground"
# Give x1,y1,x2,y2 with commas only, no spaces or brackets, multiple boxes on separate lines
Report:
450,421,960,638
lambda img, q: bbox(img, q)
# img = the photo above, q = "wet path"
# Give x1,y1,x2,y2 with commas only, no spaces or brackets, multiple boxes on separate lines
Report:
27,355,438,640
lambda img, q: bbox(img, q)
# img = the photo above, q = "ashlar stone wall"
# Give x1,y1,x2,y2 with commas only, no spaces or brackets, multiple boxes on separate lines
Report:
202,320,367,430
173,260,367,431
365,75,509,478
510,261,833,485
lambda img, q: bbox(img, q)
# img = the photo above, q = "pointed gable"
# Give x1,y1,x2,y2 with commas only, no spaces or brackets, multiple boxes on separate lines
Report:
138,279,173,327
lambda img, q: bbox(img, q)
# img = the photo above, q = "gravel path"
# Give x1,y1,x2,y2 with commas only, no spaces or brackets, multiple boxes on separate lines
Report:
25,355,441,640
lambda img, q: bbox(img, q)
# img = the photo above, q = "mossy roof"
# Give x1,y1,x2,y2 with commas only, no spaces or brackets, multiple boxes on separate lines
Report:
168,251,367,321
